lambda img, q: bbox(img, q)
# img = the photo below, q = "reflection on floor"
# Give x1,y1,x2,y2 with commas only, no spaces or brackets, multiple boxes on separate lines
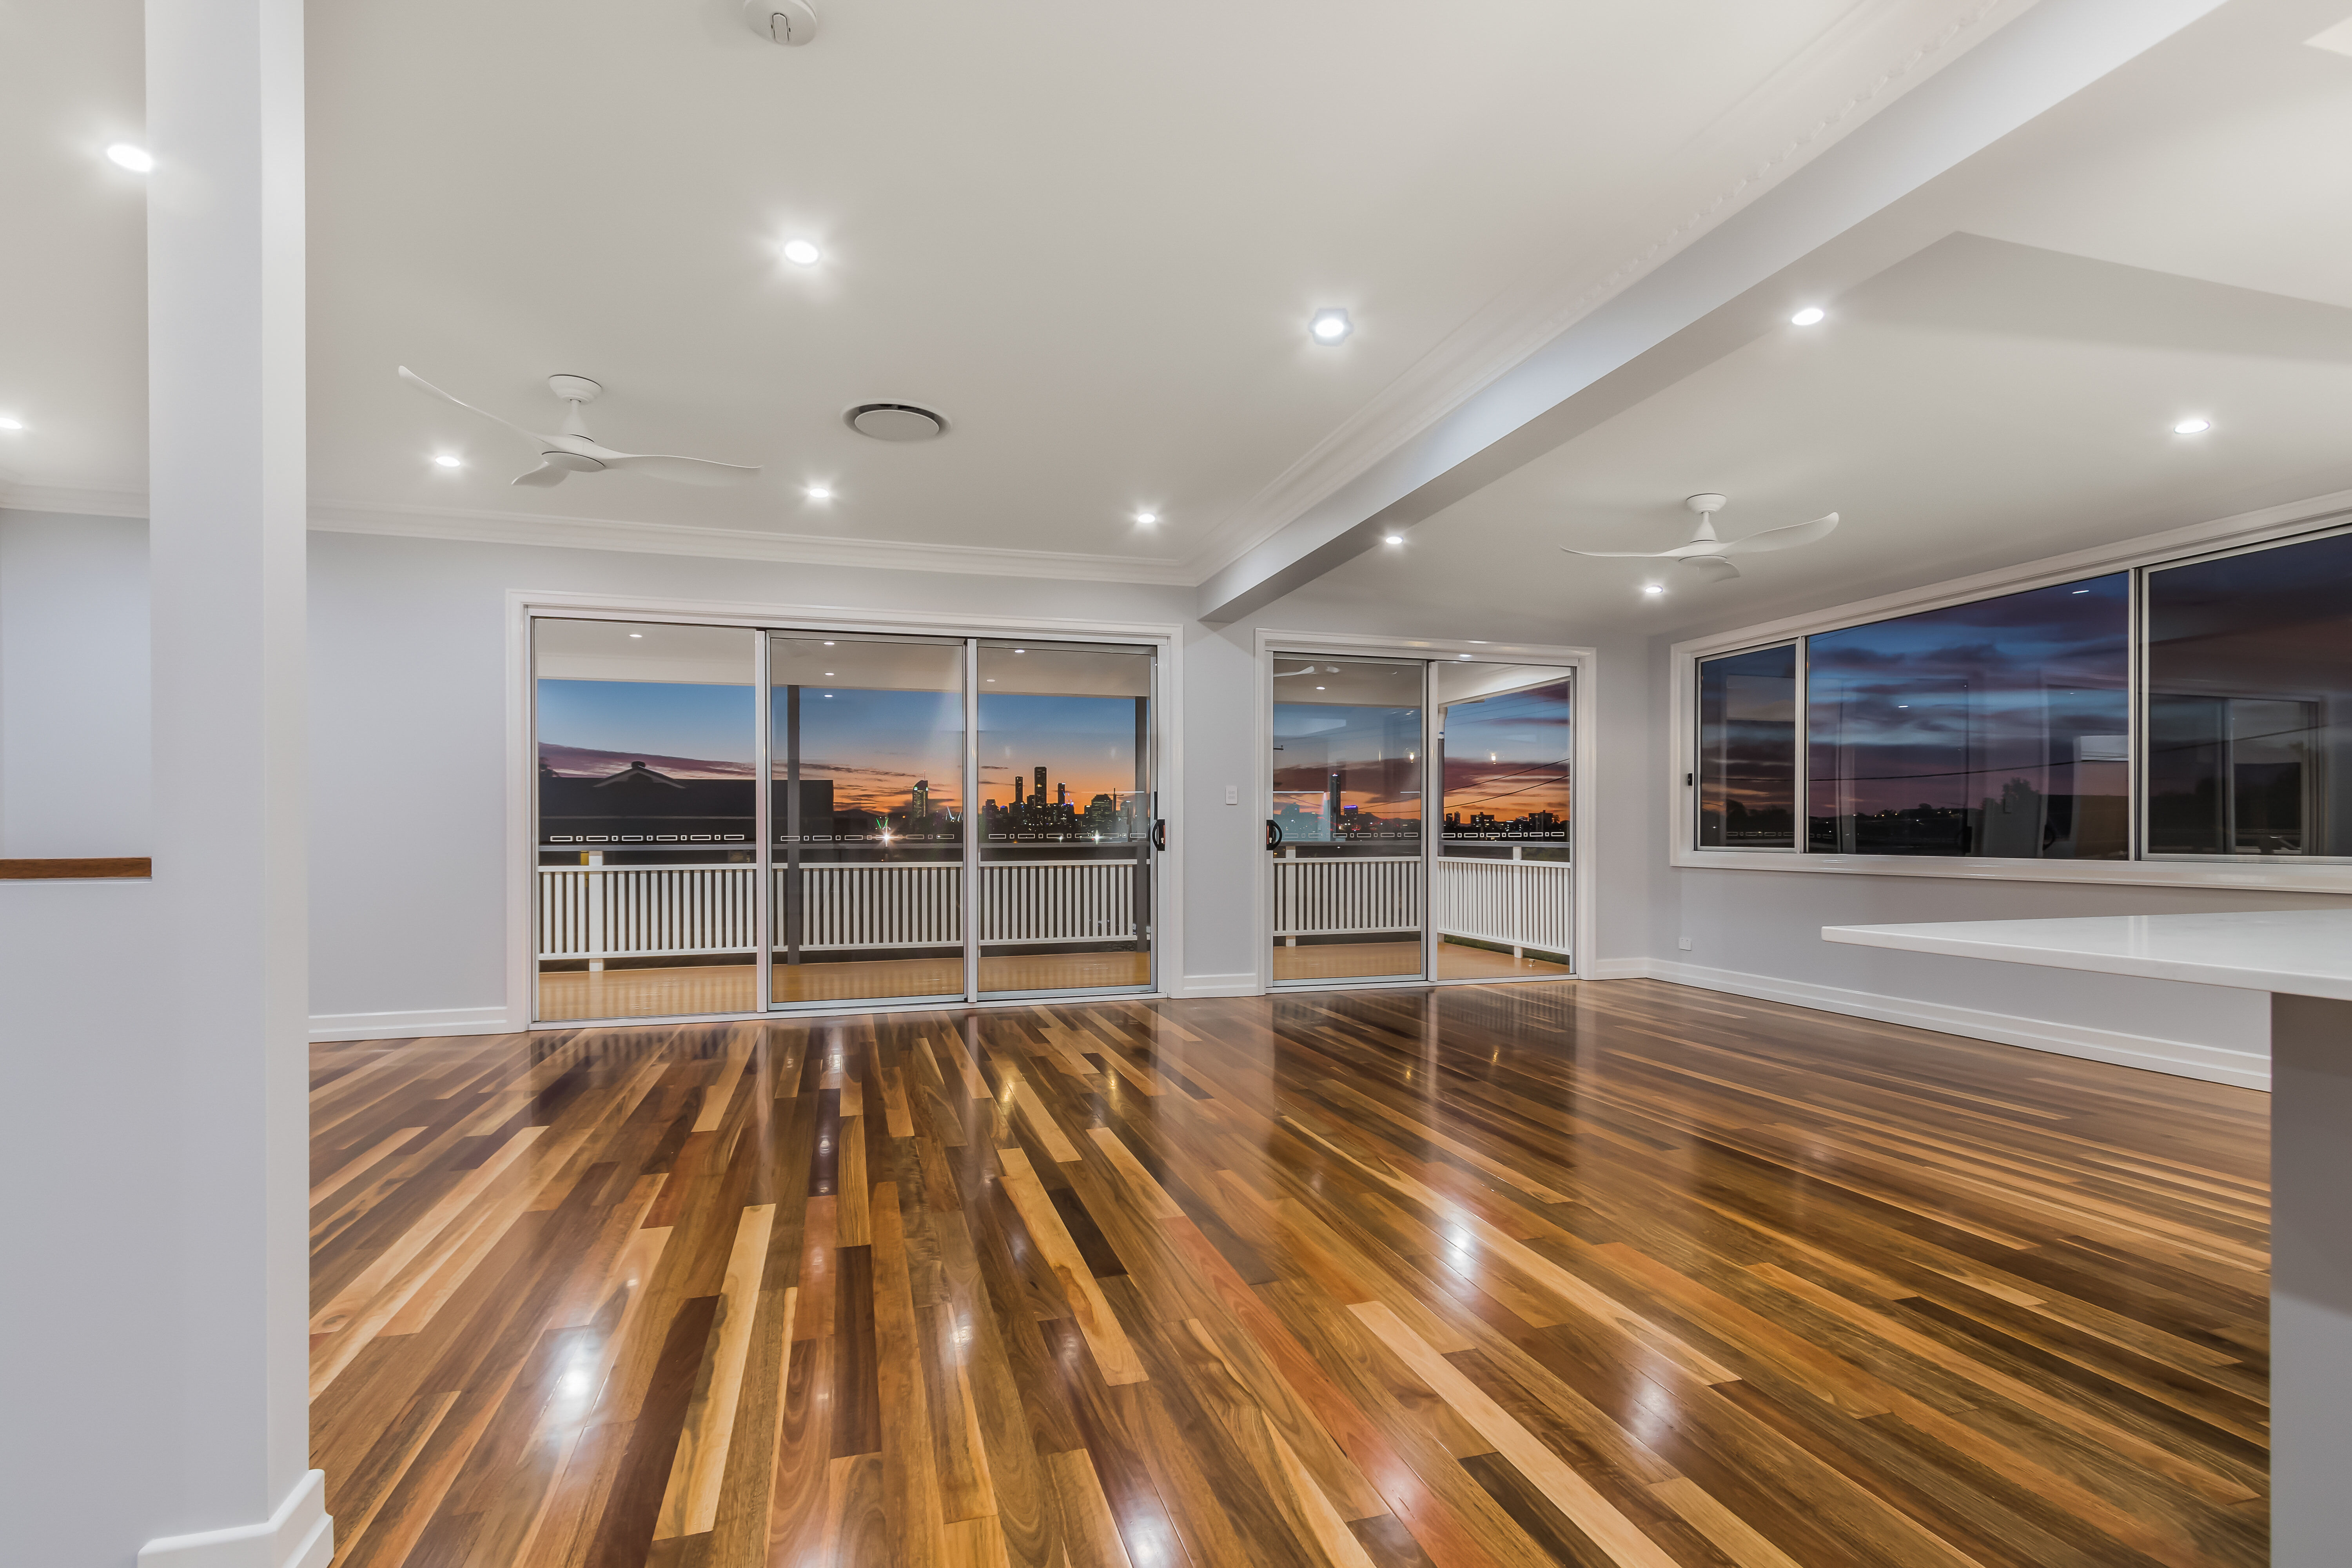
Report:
1269,937,1575,982
536,964,757,1020
311,981,2271,1568
1437,937,1574,980
537,949,1159,1020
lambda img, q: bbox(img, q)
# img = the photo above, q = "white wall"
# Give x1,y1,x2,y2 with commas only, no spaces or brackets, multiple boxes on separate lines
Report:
0,509,152,857
305,531,1653,1029
0,516,175,1567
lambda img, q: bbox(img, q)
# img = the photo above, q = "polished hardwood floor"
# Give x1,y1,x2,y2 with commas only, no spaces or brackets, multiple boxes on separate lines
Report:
310,979,2269,1568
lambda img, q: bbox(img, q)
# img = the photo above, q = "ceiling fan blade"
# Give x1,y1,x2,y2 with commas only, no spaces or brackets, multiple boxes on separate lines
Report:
1680,556,1742,581
602,452,762,487
1562,540,1727,559
1720,512,1839,555
399,366,557,446
510,452,603,488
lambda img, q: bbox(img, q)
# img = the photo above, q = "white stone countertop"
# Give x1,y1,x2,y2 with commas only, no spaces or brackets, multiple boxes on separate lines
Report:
1822,907,2352,1001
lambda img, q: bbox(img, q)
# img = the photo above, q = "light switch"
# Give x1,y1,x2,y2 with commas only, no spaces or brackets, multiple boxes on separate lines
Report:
1224,784,1239,805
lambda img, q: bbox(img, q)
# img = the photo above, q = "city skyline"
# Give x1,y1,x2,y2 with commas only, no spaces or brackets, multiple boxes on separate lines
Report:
536,679,1143,816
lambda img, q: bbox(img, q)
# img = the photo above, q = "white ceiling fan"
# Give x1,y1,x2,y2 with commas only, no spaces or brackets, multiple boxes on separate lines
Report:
398,367,761,489
1562,493,1838,581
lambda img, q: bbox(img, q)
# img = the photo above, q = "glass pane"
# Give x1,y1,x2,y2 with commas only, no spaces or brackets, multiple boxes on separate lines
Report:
1697,644,1797,848
2147,530,2352,858
1435,663,1572,982
1806,575,2129,858
1269,655,1424,983
534,619,757,1021
770,633,965,1006
976,640,1155,996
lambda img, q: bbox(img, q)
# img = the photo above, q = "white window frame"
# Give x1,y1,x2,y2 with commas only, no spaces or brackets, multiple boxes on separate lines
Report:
507,588,1185,1027
1252,628,1598,993
1668,487,2352,893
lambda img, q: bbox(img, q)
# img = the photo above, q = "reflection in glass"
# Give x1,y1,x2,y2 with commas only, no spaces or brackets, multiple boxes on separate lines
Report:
976,641,1155,996
1806,575,2129,858
2147,531,2352,858
1270,657,1424,983
770,635,965,1005
534,619,757,1020
1435,663,1572,981
1697,644,1797,848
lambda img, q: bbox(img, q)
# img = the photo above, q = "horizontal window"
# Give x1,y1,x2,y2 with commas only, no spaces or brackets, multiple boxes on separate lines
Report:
1806,574,2128,860
2145,529,2352,860
1687,521,2352,869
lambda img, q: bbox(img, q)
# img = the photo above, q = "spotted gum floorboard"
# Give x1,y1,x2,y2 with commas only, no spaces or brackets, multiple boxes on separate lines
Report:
310,980,2269,1568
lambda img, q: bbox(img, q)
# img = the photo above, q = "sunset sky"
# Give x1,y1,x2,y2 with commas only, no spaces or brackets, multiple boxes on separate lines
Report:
1270,681,1572,822
537,680,1144,813
1807,573,2129,818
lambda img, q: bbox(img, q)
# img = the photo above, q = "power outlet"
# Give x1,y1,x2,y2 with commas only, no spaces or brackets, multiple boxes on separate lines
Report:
1677,935,1693,951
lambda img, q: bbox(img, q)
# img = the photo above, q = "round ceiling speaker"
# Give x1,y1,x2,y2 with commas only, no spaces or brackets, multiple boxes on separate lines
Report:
846,403,947,442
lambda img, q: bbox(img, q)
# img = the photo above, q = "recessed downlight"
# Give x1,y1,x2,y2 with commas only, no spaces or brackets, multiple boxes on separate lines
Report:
106,143,153,172
782,238,822,267
805,483,833,500
1642,584,1666,596
628,633,644,639
846,402,947,441
1134,511,1158,525
0,416,23,431
1310,308,1352,344
432,453,462,469
1789,306,1826,327
1383,533,1404,545
2173,417,2211,435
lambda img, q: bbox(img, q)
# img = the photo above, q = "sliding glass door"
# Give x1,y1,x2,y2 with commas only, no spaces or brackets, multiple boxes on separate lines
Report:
1267,652,1575,990
1434,662,1574,980
532,620,759,1021
976,640,1157,998
769,633,967,1007
532,617,1159,1023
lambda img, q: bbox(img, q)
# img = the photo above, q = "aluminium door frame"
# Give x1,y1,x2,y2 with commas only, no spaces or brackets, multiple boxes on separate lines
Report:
1251,628,1599,998
509,590,1183,1032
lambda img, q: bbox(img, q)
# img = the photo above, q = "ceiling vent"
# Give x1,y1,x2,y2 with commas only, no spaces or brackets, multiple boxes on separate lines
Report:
744,0,818,45
846,403,948,441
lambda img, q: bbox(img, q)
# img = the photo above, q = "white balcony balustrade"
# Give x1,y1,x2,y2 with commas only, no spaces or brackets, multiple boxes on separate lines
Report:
539,853,1570,965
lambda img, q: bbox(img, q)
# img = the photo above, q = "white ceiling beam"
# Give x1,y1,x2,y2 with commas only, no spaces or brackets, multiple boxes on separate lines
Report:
1194,0,2231,624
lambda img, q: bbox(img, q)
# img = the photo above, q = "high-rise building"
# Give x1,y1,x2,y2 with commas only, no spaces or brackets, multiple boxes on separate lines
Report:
1034,765,1048,801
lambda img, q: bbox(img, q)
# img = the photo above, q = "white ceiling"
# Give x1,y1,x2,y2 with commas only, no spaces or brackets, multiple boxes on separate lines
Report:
4,0,2032,573
1305,0,2352,638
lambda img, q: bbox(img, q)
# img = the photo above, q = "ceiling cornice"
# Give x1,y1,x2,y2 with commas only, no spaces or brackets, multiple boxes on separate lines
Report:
1180,0,2034,584
305,499,1197,584
3,484,1199,584
0,483,150,519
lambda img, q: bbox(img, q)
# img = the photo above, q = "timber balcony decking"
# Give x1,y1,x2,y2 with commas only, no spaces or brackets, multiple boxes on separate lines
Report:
309,978,2270,1568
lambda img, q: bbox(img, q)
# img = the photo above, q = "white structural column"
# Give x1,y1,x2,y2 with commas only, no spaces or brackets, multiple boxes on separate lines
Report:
140,0,327,1564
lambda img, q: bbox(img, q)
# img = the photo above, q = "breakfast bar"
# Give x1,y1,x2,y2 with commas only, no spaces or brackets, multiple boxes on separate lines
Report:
1824,908,2352,1566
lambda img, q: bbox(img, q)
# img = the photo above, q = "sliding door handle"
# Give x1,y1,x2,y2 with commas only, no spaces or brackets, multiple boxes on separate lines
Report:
1152,819,1168,852
1265,818,1283,851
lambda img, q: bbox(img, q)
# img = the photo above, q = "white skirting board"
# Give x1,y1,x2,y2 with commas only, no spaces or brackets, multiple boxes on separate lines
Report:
139,1470,331,1568
1176,972,1261,998
1580,957,2270,1091
309,1005,516,1042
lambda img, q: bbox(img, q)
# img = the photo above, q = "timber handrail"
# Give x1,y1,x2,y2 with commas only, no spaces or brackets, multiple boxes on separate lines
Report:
0,857,152,880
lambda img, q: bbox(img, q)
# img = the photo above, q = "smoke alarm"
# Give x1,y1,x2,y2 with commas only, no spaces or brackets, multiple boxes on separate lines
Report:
744,0,818,45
